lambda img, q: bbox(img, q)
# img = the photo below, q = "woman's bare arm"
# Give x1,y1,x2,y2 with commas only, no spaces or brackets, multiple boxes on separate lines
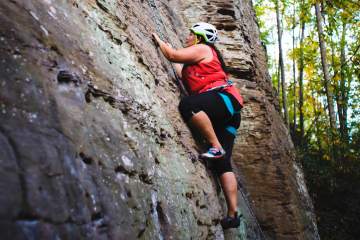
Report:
173,63,183,79
152,33,210,64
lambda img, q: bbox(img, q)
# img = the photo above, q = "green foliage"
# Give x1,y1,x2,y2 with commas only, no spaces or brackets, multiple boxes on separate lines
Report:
301,148,360,239
254,0,275,45
254,0,360,238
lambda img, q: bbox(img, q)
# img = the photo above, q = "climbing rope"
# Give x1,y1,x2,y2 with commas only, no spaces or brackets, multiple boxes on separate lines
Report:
236,177,267,239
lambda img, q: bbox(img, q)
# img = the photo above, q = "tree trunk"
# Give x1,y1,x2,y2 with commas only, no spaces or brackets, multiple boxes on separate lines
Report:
276,0,289,128
314,1,337,131
339,20,349,143
298,20,305,144
311,91,322,154
329,18,342,142
292,1,297,136
277,62,281,102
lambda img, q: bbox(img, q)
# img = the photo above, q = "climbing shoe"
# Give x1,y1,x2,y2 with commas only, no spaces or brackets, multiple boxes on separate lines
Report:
220,212,241,229
200,147,225,159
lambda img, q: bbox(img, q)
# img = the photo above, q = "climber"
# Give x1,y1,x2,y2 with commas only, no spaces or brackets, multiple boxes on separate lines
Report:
152,22,244,229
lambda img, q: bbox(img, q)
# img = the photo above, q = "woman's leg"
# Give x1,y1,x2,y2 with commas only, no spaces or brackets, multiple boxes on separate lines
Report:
189,111,222,149
179,91,242,228
178,91,231,151
214,113,241,219
220,172,238,217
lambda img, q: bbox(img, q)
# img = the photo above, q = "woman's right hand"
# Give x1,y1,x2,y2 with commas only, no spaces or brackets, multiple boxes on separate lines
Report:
152,33,161,46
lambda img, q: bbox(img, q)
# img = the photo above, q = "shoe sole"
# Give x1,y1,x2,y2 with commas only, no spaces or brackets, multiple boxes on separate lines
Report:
221,224,240,229
221,220,240,229
199,154,225,160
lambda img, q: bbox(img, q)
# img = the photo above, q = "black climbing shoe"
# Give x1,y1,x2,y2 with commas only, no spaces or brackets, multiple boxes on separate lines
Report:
220,212,241,229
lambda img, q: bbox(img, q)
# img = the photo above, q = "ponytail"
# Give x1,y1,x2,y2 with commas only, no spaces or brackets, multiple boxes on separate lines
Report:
196,35,228,73
205,43,228,73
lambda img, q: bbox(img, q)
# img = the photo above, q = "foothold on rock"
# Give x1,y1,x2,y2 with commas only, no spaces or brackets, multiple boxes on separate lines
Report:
79,152,93,165
139,173,153,184
91,212,102,221
57,70,81,85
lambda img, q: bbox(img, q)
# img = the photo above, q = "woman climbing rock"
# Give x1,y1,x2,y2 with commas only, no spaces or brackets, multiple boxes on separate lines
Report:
152,22,244,229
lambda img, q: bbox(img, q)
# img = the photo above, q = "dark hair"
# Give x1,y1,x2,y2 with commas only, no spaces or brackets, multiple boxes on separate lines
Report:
196,35,228,73
205,43,228,73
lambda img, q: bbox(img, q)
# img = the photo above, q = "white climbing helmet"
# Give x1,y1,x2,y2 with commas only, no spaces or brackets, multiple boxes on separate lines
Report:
190,22,218,44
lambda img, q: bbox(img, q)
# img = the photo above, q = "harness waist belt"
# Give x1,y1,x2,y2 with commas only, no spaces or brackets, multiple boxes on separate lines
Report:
206,80,233,92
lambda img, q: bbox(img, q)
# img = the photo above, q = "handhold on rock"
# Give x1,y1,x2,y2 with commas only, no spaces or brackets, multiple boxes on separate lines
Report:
57,70,81,85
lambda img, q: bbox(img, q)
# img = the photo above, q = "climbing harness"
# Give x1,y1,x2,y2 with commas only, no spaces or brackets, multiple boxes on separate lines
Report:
218,90,241,137
207,81,240,137
206,80,233,92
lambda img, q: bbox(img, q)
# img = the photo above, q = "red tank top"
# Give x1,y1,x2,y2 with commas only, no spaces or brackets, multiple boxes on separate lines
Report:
181,46,244,107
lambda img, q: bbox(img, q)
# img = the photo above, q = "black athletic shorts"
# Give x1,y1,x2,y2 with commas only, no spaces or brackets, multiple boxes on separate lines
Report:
178,90,241,176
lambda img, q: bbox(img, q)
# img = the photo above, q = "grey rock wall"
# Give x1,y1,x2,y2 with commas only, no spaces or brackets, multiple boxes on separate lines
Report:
0,0,318,239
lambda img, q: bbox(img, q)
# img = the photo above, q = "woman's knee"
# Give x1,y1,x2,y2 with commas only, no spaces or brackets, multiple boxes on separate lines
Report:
213,159,233,177
178,97,197,122
178,97,188,113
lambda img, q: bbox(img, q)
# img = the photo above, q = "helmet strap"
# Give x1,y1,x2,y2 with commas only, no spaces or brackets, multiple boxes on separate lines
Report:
194,35,202,45
194,35,199,45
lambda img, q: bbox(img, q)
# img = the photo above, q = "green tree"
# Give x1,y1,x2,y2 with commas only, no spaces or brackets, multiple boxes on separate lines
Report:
253,0,360,238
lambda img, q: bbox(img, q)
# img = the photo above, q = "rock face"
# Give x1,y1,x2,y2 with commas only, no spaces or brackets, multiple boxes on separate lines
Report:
0,0,318,239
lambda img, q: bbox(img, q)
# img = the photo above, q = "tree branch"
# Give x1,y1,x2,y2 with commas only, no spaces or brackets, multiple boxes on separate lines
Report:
332,43,360,81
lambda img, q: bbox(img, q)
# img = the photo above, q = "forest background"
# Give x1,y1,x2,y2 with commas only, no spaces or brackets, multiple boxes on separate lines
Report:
252,0,360,239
